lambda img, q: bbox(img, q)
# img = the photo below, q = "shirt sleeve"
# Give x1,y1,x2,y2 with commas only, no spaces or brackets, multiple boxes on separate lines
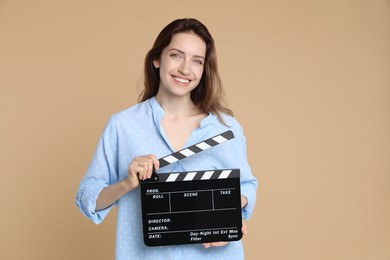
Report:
233,124,258,220
75,117,120,224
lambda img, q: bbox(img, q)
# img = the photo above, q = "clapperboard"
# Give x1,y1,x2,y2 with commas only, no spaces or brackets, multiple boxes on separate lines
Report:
140,130,243,246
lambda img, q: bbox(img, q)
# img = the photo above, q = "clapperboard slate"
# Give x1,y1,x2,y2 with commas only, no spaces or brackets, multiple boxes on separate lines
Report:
140,130,243,246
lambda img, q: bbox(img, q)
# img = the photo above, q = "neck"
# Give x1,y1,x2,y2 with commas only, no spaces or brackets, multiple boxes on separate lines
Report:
155,93,199,117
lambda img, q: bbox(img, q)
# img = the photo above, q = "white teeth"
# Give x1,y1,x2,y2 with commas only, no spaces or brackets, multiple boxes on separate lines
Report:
174,77,190,83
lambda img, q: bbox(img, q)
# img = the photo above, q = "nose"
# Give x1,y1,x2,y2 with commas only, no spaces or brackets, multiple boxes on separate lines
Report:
178,60,190,75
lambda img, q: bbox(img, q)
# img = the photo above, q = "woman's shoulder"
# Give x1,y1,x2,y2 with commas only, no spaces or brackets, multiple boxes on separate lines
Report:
205,112,244,137
220,112,243,130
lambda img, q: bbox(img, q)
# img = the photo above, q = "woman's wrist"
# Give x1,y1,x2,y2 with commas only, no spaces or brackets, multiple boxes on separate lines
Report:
120,179,136,192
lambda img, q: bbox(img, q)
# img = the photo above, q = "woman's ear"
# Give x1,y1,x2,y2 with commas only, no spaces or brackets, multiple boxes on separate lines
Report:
153,60,160,69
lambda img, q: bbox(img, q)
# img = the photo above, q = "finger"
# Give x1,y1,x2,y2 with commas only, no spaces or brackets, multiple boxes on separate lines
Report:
138,164,147,180
144,155,159,179
242,225,247,236
214,242,228,247
129,163,141,175
242,221,248,236
130,155,159,179
203,243,211,249
138,158,152,179
205,242,228,248
132,165,146,180
147,154,159,171
144,161,153,179
130,160,147,179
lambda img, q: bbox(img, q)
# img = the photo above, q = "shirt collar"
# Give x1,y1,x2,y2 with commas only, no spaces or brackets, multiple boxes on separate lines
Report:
148,96,217,129
148,96,165,132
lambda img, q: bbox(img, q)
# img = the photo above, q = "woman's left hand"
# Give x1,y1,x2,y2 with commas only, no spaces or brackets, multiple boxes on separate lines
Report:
203,221,247,249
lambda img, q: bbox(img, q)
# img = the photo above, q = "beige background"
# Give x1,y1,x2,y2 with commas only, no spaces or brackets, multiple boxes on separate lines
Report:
1,0,389,259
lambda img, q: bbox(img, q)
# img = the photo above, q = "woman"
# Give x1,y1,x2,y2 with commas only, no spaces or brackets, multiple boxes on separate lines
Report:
76,18,258,259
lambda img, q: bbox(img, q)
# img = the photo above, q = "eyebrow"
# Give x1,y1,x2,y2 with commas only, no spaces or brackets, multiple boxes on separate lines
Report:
169,48,205,60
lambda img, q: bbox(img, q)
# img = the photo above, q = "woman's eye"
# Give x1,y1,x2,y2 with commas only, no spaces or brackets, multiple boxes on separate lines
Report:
170,53,181,59
193,59,204,65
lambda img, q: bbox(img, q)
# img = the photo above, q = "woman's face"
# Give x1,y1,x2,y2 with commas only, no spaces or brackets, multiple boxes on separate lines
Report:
154,32,206,99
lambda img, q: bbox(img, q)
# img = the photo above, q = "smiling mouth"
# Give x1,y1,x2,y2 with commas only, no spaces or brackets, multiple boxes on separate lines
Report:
173,76,191,84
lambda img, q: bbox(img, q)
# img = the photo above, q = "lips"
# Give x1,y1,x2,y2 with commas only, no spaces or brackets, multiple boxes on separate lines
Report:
172,76,191,85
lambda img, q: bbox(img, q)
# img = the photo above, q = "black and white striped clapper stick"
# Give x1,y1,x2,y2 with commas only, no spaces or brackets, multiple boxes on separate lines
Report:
144,130,234,182
159,130,234,168
154,169,240,183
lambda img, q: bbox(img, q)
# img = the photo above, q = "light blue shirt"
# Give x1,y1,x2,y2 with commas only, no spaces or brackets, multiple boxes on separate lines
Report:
76,97,258,260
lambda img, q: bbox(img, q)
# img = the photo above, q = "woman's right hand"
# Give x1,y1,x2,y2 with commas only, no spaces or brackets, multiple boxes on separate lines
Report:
96,154,160,211
123,154,160,190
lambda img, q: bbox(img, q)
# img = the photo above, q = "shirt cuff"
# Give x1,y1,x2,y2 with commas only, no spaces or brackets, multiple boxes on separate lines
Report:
240,183,257,220
76,182,114,224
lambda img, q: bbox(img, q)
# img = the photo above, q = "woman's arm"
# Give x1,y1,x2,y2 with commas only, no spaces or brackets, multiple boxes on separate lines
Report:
95,180,135,211
96,154,160,211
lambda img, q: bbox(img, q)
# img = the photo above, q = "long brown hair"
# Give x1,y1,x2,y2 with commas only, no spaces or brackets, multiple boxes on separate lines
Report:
139,18,233,123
